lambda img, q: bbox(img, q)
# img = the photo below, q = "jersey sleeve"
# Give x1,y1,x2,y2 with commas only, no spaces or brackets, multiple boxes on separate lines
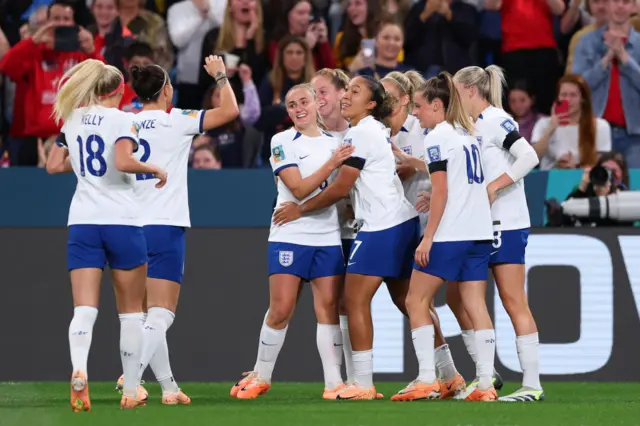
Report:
488,116,525,150
115,113,140,153
423,131,449,173
171,108,206,135
341,127,368,170
269,133,297,175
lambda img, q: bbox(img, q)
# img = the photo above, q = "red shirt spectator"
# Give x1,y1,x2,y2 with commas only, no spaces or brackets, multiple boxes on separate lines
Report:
501,0,557,52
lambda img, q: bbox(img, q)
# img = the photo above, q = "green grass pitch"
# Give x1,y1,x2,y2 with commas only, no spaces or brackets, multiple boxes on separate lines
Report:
0,382,638,426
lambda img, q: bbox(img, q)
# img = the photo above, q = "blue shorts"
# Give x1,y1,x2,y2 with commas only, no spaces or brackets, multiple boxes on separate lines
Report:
144,225,186,284
67,225,147,271
415,240,492,282
268,242,345,281
347,217,420,279
341,239,354,266
490,228,529,265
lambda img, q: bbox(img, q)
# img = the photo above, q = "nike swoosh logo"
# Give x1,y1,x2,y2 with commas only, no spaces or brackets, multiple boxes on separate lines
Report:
446,384,453,390
333,343,343,347
300,155,309,159
336,394,357,400
261,341,278,346
347,262,356,266
490,250,498,256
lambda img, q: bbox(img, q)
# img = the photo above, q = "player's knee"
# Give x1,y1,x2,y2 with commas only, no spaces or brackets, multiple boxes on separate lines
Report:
314,297,338,324
500,290,529,317
267,303,295,328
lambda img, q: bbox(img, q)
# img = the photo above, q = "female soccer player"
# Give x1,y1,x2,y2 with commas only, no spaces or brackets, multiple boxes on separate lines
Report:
452,65,542,402
274,75,420,400
390,72,496,402
46,59,167,411
114,55,239,405
382,71,466,398
230,84,354,400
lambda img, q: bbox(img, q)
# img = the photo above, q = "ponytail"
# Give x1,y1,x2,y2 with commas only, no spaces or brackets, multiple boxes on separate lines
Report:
421,72,474,134
382,71,415,109
53,59,124,124
453,65,507,109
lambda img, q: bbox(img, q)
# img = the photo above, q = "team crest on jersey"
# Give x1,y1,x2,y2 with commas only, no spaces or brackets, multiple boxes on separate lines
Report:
500,119,517,133
272,145,285,162
427,146,441,162
423,129,431,136
402,146,412,155
343,138,352,146
279,251,294,267
181,109,198,118
131,122,141,136
476,136,483,146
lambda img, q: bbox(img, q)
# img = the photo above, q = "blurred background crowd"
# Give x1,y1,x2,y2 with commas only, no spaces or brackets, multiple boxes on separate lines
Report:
0,0,637,225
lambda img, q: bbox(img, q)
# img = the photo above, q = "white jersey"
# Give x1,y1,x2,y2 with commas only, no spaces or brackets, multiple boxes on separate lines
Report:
476,106,531,231
423,121,493,242
133,108,204,227
59,106,141,226
344,115,417,232
327,127,357,240
390,114,431,233
269,128,341,246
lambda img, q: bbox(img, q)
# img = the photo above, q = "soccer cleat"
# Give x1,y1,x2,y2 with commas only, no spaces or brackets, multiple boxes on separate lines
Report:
323,383,346,400
498,387,544,402
120,394,146,410
465,387,498,401
391,380,441,401
438,373,466,400
456,370,503,399
335,383,378,401
493,370,504,391
115,374,148,401
230,371,257,397
70,371,91,412
236,376,271,399
162,389,192,405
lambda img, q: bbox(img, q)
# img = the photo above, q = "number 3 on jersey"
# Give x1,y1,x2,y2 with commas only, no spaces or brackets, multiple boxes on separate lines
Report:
463,144,484,184
136,139,153,181
76,135,106,177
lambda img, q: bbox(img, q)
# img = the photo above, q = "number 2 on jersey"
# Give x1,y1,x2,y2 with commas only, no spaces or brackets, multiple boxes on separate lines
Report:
136,139,153,181
463,144,484,184
76,135,107,177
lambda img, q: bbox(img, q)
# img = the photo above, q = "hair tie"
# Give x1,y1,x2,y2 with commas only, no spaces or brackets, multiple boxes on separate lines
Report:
99,78,124,99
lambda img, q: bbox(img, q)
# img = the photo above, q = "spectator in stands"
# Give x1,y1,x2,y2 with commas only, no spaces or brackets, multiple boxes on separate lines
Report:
201,63,260,167
566,0,610,74
403,0,478,77
256,35,315,163
0,1,102,165
531,74,611,171
508,79,545,143
573,0,640,168
353,20,410,78
381,0,412,24
200,0,267,110
559,0,592,63
118,0,174,69
334,0,386,71
269,0,335,71
89,0,134,75
486,0,564,114
120,41,154,112
192,144,222,169
167,0,225,109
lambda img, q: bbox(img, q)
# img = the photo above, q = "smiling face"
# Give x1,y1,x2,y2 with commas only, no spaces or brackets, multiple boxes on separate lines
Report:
341,76,376,120
412,91,443,129
311,75,344,118
286,87,318,130
92,0,118,28
375,23,403,62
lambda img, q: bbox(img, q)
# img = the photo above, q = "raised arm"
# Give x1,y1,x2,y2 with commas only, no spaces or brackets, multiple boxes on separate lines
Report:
201,55,240,131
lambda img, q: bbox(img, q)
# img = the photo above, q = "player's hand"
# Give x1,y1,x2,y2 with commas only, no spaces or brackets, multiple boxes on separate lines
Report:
329,144,355,169
273,202,302,225
415,236,433,268
203,55,226,80
153,168,168,188
415,191,431,213
487,182,499,205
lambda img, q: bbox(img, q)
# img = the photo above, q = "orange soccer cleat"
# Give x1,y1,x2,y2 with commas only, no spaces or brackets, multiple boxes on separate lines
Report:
236,376,271,399
70,371,91,412
115,374,148,401
323,383,346,400
120,394,146,410
230,371,257,397
439,373,466,400
391,380,441,401
162,389,192,405
465,387,498,401
335,383,378,401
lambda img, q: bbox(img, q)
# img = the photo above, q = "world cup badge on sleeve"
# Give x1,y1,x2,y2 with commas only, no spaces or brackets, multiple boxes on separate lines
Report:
500,119,517,133
427,145,441,162
279,251,294,267
272,145,285,163
343,138,352,146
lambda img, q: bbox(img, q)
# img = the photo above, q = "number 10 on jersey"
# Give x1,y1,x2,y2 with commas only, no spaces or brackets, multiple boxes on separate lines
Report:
463,144,484,184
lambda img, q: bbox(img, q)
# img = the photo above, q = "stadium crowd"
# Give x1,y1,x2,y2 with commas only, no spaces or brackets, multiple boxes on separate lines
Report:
0,0,636,188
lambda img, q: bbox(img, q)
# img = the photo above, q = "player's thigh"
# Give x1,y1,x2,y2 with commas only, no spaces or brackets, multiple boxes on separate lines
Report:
310,275,341,324
493,263,528,311
386,277,409,315
406,268,443,307
146,278,181,313
111,264,148,314
343,273,382,313
70,268,103,308
268,273,304,322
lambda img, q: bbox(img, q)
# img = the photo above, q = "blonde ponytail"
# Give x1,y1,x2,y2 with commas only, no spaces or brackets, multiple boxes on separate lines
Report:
442,73,474,135
382,71,416,110
53,59,124,124
404,70,426,92
453,65,507,109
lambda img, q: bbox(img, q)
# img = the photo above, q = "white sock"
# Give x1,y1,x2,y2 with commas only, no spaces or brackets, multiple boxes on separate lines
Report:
256,322,287,383
316,324,343,390
253,310,269,371
412,325,436,384
517,332,541,390
119,313,144,397
352,350,373,387
68,306,98,376
339,315,355,382
461,329,477,365
474,329,496,390
140,307,177,392
434,344,458,381
150,336,179,393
